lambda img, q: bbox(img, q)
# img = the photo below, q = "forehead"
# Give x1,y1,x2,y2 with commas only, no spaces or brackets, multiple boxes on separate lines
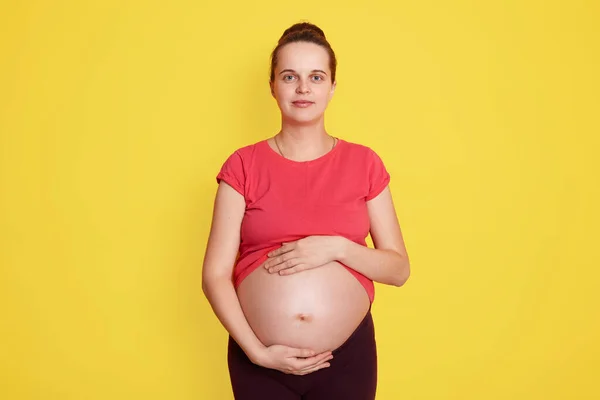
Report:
276,41,330,73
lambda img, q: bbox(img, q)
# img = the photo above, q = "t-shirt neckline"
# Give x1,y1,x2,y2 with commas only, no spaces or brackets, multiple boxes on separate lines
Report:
262,137,344,165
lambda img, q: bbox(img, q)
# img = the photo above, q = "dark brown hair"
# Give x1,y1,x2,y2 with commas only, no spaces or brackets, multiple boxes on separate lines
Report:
269,22,337,84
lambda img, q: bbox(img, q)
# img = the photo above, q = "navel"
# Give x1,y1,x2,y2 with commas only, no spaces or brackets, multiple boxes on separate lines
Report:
295,313,313,322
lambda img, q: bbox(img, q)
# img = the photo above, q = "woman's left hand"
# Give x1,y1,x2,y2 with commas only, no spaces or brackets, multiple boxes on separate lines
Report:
264,236,344,275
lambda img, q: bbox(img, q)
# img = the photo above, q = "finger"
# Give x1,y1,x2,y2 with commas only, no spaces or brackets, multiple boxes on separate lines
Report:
288,347,331,360
289,348,319,358
264,257,282,271
289,352,333,370
279,264,307,275
270,259,298,273
264,253,290,270
262,258,277,270
267,249,280,257
293,362,331,376
297,355,334,372
268,244,292,257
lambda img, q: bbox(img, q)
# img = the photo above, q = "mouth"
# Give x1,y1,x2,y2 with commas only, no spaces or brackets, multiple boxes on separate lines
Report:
292,101,314,108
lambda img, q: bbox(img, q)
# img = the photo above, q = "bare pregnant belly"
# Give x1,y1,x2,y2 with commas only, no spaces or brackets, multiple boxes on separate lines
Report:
237,260,371,354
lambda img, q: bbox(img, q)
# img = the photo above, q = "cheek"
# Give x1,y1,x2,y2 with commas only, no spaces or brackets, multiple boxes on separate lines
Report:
316,88,333,105
274,86,294,103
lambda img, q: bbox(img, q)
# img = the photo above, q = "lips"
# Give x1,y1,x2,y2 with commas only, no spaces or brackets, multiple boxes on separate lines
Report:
292,100,314,108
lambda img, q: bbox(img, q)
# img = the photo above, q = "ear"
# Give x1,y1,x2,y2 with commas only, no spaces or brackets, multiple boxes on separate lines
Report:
328,80,336,101
269,81,275,97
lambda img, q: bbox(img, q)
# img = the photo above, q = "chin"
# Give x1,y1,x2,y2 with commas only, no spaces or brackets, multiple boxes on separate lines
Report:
284,112,325,125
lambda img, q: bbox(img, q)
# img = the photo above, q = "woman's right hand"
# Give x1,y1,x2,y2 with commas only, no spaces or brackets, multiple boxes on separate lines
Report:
252,344,333,375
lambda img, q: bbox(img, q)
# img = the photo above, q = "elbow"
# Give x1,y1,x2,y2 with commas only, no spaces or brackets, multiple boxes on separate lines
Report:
392,259,411,287
201,273,218,296
201,277,209,295
202,272,232,296
201,276,210,296
392,274,409,287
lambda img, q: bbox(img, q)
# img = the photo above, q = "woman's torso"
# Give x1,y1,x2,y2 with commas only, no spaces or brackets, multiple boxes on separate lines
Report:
218,138,386,352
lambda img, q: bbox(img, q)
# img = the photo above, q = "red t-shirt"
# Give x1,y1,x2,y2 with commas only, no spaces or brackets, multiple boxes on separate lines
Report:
216,138,390,303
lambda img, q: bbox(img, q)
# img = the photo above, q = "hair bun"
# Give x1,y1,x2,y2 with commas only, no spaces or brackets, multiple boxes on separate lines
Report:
280,22,326,41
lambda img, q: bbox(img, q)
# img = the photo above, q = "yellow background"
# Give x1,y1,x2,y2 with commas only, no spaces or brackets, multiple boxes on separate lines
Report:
1,1,598,399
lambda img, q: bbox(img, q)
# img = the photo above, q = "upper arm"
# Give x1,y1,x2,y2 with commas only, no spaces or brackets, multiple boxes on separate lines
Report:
363,146,407,258
366,186,409,261
202,181,246,283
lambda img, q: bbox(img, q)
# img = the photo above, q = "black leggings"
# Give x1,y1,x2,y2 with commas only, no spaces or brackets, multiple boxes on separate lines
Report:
227,311,377,400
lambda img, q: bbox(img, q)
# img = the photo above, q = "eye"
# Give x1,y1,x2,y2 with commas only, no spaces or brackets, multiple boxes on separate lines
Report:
312,75,324,82
283,75,296,82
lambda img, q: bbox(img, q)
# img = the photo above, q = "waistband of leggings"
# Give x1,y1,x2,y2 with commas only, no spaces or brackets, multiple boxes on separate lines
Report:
331,308,373,356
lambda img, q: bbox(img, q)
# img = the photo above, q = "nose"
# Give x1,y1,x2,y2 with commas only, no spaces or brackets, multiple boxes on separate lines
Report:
296,78,310,94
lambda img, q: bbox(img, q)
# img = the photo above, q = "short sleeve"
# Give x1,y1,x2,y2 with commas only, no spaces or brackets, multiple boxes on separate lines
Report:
216,151,246,196
365,149,390,201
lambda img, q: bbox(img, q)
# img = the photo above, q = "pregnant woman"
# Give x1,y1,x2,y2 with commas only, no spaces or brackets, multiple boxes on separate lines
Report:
202,22,410,400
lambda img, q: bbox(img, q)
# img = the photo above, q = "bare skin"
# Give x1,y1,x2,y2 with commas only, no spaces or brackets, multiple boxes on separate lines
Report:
237,259,371,355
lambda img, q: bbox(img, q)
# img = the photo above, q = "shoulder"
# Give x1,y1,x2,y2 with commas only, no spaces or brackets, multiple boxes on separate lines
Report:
339,138,385,162
225,139,266,160
217,141,268,195
218,140,266,172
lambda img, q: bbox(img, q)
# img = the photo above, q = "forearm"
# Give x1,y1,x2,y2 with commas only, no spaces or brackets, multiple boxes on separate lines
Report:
336,237,410,287
202,276,265,362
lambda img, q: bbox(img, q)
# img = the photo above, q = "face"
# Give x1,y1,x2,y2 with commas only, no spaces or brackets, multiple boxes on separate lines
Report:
270,41,336,124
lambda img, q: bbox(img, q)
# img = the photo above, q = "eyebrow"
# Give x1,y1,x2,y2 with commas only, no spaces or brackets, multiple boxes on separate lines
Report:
278,69,328,75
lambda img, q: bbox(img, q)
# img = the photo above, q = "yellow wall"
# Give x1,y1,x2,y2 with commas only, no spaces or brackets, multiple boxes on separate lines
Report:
1,1,598,399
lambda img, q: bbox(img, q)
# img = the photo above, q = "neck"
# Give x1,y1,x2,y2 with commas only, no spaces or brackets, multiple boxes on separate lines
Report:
277,117,334,161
